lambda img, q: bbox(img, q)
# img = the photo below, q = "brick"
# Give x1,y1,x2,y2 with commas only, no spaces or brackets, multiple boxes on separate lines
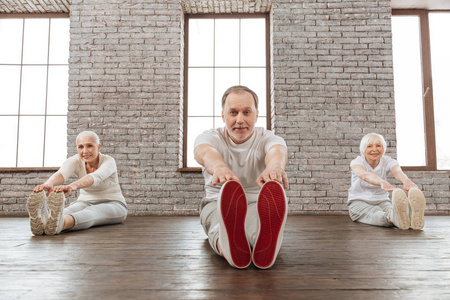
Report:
1,0,448,216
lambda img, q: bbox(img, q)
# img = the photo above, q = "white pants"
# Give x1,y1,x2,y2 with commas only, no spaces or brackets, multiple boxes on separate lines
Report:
200,200,259,255
348,200,392,227
64,200,127,231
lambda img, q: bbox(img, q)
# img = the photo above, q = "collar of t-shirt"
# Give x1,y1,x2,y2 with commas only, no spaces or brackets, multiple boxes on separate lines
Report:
225,129,257,149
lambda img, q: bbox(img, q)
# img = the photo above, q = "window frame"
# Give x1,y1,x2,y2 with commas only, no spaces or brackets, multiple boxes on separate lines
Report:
0,13,69,172
391,9,450,171
180,13,271,172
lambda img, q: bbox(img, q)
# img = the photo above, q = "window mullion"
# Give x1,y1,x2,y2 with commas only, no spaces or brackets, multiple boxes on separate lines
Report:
182,16,189,168
16,18,26,168
213,19,216,129
43,18,51,168
265,14,271,130
419,10,437,170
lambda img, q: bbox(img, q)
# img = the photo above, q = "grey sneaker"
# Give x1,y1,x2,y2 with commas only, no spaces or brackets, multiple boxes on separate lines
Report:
408,187,426,230
44,192,65,235
26,191,49,236
390,188,410,230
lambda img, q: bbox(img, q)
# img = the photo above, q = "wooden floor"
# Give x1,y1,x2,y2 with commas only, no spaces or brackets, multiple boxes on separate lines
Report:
1,215,450,299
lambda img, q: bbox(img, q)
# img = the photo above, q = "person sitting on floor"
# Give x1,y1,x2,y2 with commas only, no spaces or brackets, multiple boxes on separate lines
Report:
194,85,289,269
347,132,426,230
27,130,127,235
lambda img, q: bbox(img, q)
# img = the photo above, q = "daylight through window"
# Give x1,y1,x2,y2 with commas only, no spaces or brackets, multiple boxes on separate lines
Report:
392,10,450,170
0,17,69,168
184,15,269,168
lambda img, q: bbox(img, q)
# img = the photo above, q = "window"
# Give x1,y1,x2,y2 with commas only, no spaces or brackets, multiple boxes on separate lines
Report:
183,14,270,169
0,16,69,168
391,10,450,170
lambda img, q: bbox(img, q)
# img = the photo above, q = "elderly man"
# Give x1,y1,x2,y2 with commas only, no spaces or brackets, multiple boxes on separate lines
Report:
194,85,289,269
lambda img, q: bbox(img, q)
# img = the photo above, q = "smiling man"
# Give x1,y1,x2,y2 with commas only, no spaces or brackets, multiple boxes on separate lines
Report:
194,85,289,269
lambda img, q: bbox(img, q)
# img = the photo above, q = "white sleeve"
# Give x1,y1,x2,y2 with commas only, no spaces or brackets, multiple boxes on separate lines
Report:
56,155,78,181
88,156,117,186
264,131,287,153
350,156,365,168
194,129,220,150
385,156,400,173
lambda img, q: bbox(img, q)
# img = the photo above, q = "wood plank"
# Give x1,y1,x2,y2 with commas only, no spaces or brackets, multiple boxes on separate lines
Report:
1,216,450,299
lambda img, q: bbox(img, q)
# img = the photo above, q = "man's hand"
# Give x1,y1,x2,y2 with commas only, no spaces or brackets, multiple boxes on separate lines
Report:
258,144,289,189
257,166,289,189
195,144,240,185
212,165,240,186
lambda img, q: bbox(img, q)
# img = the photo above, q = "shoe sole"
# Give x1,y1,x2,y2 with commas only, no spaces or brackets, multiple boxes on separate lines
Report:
253,181,287,269
409,188,426,230
392,189,410,230
26,191,46,236
219,181,251,269
44,192,65,236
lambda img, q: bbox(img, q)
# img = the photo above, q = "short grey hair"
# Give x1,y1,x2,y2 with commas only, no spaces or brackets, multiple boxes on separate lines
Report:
221,85,259,109
359,133,387,157
76,131,100,145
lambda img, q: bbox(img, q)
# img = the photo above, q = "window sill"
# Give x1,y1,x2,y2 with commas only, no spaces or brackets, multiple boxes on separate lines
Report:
0,167,59,172
401,166,450,172
178,167,202,172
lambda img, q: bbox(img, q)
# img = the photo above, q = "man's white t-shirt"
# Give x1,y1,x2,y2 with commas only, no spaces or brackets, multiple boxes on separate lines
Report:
56,153,126,205
348,155,399,204
194,127,287,203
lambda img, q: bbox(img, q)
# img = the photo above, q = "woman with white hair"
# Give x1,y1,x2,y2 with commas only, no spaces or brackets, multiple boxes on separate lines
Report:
347,133,426,230
27,131,127,235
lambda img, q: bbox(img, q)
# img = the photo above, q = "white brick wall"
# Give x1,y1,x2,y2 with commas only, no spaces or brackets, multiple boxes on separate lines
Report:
1,0,449,216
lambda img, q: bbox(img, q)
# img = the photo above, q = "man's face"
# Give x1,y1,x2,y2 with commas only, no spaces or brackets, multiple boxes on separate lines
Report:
222,91,258,144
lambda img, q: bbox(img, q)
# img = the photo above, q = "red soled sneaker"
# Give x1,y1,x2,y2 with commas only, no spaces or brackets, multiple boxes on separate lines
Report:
253,181,287,269
218,180,251,269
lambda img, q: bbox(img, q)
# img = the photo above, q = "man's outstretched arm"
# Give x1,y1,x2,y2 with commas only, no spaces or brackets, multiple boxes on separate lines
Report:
257,144,289,189
194,144,240,185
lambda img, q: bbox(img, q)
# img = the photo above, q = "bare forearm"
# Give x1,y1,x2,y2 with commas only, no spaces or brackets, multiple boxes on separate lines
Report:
394,172,409,184
197,147,229,175
391,165,416,191
360,172,385,186
265,146,287,170
195,144,238,185
258,145,289,188
391,165,413,185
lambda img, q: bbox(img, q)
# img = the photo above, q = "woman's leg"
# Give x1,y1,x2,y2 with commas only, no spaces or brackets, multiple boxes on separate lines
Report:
62,201,89,231
69,201,127,231
64,201,89,215
348,200,392,227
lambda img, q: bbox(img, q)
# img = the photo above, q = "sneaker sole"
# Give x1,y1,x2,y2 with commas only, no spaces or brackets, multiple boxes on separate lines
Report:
219,181,251,269
253,181,287,269
44,192,65,235
392,189,410,230
26,191,46,236
409,188,426,230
